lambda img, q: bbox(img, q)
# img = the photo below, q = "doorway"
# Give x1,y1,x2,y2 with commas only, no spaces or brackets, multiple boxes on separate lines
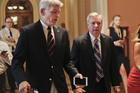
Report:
6,0,33,30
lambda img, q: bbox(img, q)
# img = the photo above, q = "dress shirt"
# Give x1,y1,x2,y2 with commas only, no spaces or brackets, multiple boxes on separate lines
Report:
40,20,55,42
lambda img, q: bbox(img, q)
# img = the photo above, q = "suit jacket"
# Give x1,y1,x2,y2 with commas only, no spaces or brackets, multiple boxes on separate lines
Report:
70,32,119,93
12,20,78,93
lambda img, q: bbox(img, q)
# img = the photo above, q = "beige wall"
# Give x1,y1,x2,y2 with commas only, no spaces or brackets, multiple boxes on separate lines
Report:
64,0,91,48
108,0,140,67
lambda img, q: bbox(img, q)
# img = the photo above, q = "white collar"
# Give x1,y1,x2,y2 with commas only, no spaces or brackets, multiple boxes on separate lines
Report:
89,32,100,42
40,19,49,29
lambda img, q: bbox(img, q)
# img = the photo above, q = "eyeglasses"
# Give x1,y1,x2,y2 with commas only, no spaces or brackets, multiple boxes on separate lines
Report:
6,21,13,23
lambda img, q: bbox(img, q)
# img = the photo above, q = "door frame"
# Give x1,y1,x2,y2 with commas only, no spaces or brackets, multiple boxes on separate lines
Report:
0,0,39,28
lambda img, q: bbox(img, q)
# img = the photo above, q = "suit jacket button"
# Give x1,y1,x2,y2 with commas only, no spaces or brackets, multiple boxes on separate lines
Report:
49,78,52,81
51,66,54,69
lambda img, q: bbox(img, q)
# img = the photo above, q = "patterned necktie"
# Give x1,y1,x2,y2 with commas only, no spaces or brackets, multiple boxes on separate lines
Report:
47,26,55,56
94,39,104,82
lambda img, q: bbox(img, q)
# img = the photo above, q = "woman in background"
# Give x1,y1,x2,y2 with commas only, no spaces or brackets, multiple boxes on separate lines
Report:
127,26,140,93
106,15,128,93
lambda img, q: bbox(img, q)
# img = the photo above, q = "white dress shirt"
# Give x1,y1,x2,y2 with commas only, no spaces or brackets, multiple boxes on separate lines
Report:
89,32,102,58
40,20,55,42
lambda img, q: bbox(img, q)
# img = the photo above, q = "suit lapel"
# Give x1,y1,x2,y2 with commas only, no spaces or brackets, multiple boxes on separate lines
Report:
52,26,59,57
100,34,106,68
35,20,49,56
85,32,95,62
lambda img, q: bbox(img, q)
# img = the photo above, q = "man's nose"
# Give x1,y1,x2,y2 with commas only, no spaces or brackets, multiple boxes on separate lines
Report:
56,13,60,18
94,23,98,27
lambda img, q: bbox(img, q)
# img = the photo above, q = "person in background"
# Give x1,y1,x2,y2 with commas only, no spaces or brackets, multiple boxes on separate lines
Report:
0,40,13,93
70,12,120,93
11,0,81,93
0,17,19,93
127,26,140,93
106,15,128,93
0,16,19,54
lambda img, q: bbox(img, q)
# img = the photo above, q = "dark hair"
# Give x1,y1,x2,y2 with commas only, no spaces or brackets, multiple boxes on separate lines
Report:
138,28,140,39
5,16,12,22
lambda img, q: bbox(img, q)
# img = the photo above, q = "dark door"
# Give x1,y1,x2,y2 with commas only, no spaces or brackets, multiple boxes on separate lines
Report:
6,0,33,30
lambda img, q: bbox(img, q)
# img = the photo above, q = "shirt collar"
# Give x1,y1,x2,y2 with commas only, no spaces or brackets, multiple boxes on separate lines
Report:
89,32,100,42
5,27,10,31
40,19,48,29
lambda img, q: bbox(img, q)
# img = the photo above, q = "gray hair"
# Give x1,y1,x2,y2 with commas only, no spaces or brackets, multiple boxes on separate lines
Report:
39,0,63,10
87,12,102,23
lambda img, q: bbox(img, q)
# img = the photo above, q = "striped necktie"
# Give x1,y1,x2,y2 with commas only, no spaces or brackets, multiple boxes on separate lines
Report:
94,39,104,82
47,26,55,56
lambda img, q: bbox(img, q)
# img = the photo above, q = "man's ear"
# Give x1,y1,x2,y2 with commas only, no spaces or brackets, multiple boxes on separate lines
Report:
40,8,45,16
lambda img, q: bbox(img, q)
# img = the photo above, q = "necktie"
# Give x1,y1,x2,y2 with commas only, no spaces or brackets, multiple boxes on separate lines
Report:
9,28,15,53
94,39,104,82
47,26,55,56
9,28,13,37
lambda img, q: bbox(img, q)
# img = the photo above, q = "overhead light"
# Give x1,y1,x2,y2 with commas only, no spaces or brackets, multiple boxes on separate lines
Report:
19,6,24,10
13,6,17,9
8,6,13,10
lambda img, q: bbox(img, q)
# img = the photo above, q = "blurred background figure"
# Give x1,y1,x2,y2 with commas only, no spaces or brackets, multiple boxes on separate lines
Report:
106,15,128,93
0,16,19,93
0,16,19,54
127,26,140,93
0,40,13,93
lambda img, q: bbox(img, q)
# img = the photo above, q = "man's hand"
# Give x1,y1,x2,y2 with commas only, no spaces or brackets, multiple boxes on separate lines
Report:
74,73,83,79
74,88,86,93
8,37,15,43
19,81,31,93
113,86,120,93
74,73,86,92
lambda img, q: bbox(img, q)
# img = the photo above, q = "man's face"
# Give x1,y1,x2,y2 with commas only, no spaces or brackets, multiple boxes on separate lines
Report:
5,18,13,28
88,16,102,38
41,5,61,26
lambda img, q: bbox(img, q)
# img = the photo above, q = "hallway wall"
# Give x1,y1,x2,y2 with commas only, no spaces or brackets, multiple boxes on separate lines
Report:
108,0,140,68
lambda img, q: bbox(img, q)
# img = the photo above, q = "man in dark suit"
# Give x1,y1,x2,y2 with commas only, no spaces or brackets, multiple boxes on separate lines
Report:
11,0,81,93
71,12,120,93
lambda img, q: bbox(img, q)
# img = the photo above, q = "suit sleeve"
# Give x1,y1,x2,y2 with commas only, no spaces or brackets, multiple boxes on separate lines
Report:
11,28,27,85
69,39,81,89
63,31,79,77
